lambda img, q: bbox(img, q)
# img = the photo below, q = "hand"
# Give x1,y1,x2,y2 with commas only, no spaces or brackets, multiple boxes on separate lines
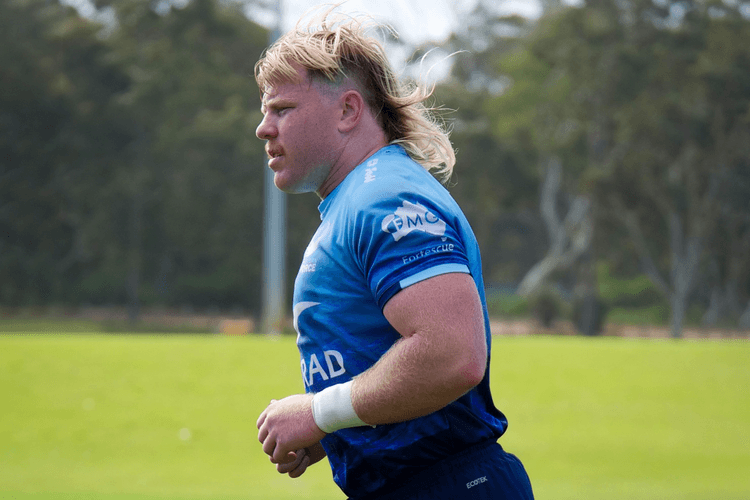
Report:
276,448,310,478
257,394,326,464
276,442,326,478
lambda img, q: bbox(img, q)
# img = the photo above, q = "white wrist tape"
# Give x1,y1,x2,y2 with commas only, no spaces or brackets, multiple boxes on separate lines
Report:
311,380,369,433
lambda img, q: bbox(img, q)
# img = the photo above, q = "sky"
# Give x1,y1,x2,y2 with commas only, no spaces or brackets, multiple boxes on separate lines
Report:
243,0,550,81
60,0,545,42
246,0,545,45
58,0,560,81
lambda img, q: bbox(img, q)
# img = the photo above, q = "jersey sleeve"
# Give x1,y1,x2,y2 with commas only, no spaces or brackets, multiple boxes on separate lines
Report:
352,191,472,310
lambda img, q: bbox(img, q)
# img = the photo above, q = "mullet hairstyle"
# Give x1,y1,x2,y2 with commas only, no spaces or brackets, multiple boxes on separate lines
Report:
254,9,456,184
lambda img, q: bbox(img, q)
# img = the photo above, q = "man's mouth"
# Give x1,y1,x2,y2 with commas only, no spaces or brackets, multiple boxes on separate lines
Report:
267,149,284,169
266,147,284,159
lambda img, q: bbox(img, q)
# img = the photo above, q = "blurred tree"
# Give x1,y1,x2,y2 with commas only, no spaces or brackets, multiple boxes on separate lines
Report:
0,0,132,306
527,0,750,336
99,0,270,320
432,3,543,287
435,1,603,333
436,0,750,336
0,0,279,320
5,0,748,334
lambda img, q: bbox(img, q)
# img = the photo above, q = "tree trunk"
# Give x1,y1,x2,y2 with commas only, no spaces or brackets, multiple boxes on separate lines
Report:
667,212,702,338
127,192,143,326
702,286,722,327
670,291,688,339
574,251,603,336
517,157,592,297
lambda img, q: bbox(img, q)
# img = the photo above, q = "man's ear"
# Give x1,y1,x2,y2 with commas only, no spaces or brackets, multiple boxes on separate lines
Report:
338,90,365,133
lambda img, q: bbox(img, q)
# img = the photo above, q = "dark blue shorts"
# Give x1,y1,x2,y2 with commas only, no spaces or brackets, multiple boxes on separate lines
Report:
350,441,534,500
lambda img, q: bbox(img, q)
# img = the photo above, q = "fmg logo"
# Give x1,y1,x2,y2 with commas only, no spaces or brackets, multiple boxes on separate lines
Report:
381,201,446,242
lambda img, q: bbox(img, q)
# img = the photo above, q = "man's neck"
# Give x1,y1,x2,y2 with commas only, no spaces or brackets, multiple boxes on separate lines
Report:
316,140,388,199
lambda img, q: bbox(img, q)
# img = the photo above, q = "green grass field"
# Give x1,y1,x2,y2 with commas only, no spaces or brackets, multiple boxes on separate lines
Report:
0,328,748,499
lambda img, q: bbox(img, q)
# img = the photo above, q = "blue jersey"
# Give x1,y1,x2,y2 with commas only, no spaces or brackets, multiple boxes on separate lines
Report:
293,145,507,498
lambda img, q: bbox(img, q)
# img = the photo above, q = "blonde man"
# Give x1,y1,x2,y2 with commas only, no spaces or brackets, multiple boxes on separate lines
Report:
255,11,533,500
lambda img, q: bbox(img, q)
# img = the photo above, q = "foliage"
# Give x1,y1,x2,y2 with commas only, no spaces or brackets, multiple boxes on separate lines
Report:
606,303,670,326
434,0,750,334
432,7,543,285
486,291,529,319
2,0,750,332
529,0,750,336
1,333,748,499
0,0,131,305
0,0,274,315
597,261,665,309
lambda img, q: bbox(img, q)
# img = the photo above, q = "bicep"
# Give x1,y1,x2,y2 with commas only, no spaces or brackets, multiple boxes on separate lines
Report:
350,272,488,423
383,272,487,357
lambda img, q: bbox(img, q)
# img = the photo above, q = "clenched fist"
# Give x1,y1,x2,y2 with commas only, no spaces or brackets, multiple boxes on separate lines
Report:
257,394,327,464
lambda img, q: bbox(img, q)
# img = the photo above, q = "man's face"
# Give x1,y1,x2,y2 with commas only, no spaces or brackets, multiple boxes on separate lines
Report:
256,69,342,195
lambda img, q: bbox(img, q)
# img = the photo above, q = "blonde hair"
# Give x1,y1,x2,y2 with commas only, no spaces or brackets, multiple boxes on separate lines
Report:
254,8,456,183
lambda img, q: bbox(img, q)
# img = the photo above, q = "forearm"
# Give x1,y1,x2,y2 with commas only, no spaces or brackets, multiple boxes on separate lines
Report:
351,329,486,425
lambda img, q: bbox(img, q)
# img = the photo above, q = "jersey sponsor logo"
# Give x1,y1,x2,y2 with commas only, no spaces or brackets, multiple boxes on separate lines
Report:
301,350,346,388
381,201,446,242
293,301,347,387
466,476,488,489
299,262,316,274
364,159,378,183
402,243,455,265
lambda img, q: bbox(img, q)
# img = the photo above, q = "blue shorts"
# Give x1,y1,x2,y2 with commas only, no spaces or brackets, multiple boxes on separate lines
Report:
350,441,534,500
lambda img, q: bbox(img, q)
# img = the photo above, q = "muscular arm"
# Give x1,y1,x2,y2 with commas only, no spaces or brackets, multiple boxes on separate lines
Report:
257,272,488,463
351,272,488,424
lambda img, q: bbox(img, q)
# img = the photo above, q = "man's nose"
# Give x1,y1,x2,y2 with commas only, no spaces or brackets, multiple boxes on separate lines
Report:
256,115,276,140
